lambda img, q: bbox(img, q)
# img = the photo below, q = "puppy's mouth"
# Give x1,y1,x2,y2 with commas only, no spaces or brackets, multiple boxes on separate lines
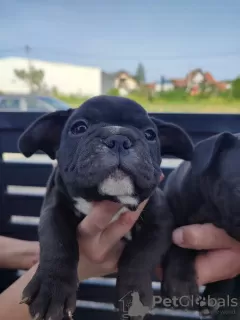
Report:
98,169,134,196
98,169,138,208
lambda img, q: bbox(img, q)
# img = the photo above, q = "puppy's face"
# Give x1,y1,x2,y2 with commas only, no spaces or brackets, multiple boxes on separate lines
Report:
192,132,240,181
192,132,240,239
19,96,193,209
57,98,161,205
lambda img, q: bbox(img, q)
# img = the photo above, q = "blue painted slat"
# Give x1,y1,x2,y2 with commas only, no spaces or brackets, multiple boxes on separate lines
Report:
3,162,52,186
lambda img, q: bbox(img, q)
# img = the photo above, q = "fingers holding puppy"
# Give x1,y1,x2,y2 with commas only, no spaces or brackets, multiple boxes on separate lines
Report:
172,223,239,250
77,200,147,265
172,223,240,285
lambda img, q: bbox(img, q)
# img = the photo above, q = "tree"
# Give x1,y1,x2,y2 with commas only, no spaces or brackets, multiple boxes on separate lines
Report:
232,77,240,99
135,63,145,84
14,66,45,93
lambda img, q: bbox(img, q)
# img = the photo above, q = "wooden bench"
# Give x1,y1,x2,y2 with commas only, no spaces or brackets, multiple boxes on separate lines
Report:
1,111,240,319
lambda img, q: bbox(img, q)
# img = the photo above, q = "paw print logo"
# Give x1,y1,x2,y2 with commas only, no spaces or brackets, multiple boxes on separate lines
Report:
195,296,207,307
199,299,207,307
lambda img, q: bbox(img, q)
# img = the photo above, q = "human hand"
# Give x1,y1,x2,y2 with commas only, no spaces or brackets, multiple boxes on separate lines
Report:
77,200,148,280
172,223,240,285
0,236,39,270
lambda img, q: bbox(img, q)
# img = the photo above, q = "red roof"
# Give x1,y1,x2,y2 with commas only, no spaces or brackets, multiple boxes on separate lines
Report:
172,79,187,88
204,72,228,90
145,82,156,89
215,82,227,91
204,72,216,84
172,70,228,91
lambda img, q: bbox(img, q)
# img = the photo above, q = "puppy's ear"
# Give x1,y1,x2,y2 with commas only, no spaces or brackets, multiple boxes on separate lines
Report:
192,132,237,176
151,117,194,160
18,109,73,160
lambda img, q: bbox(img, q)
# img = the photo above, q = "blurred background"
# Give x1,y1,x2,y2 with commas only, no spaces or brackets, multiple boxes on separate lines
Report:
0,0,240,113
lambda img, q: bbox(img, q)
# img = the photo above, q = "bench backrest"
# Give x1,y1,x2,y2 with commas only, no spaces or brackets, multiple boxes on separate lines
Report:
1,111,240,319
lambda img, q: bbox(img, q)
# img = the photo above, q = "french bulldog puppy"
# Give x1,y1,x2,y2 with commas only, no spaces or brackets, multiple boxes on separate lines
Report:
18,95,193,320
161,132,240,317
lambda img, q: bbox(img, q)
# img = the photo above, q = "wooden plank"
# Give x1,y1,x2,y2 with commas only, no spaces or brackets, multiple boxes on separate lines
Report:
2,162,52,186
1,111,240,133
1,112,240,154
4,194,43,217
2,223,38,241
73,305,197,320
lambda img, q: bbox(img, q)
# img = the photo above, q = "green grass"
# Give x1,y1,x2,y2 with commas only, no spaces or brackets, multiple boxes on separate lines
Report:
55,93,88,107
146,103,240,113
56,93,240,114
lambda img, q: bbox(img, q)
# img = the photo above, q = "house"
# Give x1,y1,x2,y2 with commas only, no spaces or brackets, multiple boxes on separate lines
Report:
112,70,139,96
155,78,174,92
145,78,174,94
171,78,187,88
0,57,115,96
172,69,230,94
172,68,205,94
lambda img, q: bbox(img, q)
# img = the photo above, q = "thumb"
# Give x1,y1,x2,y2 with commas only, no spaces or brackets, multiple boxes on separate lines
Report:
172,224,239,250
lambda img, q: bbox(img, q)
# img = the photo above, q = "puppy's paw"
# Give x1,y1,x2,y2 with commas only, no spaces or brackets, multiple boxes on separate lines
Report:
115,271,152,320
161,276,199,311
21,268,78,320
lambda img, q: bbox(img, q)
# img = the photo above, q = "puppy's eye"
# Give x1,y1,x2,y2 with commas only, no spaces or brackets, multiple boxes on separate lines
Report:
144,129,156,141
70,121,88,135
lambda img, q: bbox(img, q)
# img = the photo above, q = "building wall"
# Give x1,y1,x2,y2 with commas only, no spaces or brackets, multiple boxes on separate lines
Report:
101,72,115,95
226,83,232,90
0,57,104,96
155,82,174,92
191,72,205,84
114,73,139,91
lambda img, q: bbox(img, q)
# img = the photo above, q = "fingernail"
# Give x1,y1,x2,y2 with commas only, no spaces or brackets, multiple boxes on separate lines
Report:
172,229,184,244
138,199,148,212
19,296,30,304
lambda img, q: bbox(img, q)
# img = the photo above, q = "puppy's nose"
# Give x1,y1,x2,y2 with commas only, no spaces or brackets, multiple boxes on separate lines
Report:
104,135,132,151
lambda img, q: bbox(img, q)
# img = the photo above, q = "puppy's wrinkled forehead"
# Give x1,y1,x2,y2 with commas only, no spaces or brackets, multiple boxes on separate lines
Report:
68,95,152,128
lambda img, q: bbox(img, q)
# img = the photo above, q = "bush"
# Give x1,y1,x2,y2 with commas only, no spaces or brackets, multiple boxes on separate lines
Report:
232,77,240,99
53,93,88,107
107,88,119,96
157,89,188,102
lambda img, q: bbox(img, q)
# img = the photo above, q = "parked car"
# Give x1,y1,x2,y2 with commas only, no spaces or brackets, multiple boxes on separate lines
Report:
0,94,70,112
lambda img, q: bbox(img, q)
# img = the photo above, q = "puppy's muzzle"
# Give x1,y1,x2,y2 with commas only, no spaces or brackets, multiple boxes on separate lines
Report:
103,135,133,153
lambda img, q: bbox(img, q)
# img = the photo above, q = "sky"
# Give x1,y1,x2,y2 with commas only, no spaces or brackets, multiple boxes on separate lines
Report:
1,0,240,82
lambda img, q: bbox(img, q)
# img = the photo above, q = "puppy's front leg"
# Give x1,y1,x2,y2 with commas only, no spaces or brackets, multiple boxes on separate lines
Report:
22,182,79,320
116,189,173,319
161,244,199,311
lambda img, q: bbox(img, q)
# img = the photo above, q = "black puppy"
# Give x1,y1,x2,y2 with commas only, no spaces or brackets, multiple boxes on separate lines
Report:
18,95,193,320
161,132,240,316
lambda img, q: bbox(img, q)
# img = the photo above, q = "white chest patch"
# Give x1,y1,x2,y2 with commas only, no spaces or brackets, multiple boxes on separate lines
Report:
73,197,93,216
99,169,134,196
73,169,135,242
